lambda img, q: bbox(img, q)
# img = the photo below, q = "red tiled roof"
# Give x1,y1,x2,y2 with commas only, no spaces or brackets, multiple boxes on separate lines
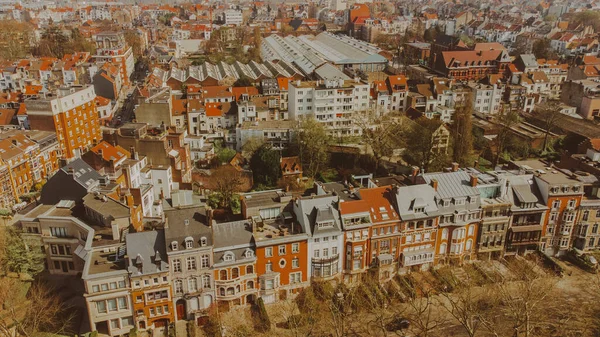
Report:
91,141,130,163
205,102,223,117
357,186,399,223
231,86,259,101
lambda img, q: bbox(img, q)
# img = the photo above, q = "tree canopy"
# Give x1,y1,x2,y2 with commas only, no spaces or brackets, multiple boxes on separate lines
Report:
290,119,330,179
250,144,281,187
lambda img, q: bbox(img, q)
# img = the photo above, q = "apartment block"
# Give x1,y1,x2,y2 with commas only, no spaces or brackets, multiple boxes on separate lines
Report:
27,86,102,159
94,32,135,86
288,79,370,136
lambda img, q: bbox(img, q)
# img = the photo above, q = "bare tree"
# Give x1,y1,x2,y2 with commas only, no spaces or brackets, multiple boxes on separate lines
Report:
210,165,245,208
534,100,564,152
438,277,501,337
492,107,520,168
496,259,557,337
403,290,446,337
357,113,405,173
451,95,474,167
0,280,74,337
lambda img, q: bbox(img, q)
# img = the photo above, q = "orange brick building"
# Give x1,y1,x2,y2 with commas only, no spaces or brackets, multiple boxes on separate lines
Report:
27,86,101,159
254,233,308,304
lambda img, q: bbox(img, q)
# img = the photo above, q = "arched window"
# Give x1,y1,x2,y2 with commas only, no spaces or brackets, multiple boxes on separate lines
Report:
220,288,225,296
232,267,239,279
202,274,211,289
220,270,227,280
247,281,254,289
467,225,474,236
174,279,183,294
442,228,448,240
439,243,447,254
246,265,254,274
465,239,473,251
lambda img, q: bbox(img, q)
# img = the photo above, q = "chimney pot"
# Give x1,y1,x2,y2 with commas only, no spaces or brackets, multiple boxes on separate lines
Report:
451,162,459,172
431,179,438,191
470,174,478,187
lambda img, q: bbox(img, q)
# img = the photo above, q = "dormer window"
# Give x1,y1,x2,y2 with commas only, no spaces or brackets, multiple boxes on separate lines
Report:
223,252,234,262
414,207,425,213
171,241,178,251
454,198,465,205
244,249,254,258
551,187,559,193
470,196,477,204
442,199,450,207
317,221,334,229
200,237,207,247
185,238,193,249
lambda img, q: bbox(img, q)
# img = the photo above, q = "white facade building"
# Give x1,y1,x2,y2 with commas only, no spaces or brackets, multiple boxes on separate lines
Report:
288,79,370,136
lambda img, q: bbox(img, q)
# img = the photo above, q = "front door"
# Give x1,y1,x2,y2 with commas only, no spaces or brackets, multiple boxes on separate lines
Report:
176,299,186,320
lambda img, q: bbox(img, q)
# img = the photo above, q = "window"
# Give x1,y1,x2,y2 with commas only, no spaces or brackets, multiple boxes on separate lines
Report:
278,245,286,256
593,224,598,234
292,243,299,253
223,252,234,262
110,319,120,329
552,200,561,210
265,247,273,257
220,270,227,280
175,280,183,294
122,316,134,327
188,278,198,292
173,259,181,272
50,227,67,237
467,225,474,236
92,285,99,293
292,258,299,268
201,255,210,268
232,267,239,279
202,274,211,289
323,248,329,257
200,237,207,246
314,250,320,258
185,239,193,249
266,262,272,272
186,257,197,270
107,299,117,311
442,228,448,240
96,301,106,313
118,297,127,310
171,241,178,250
290,272,302,284
332,247,338,255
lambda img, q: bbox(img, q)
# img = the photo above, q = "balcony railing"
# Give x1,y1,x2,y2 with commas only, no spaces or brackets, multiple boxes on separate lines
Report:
312,254,339,264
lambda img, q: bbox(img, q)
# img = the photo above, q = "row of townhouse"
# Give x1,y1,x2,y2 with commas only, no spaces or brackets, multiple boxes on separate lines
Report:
27,157,600,336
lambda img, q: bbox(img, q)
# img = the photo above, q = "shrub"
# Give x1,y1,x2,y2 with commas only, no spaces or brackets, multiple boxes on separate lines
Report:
186,321,196,337
251,297,271,332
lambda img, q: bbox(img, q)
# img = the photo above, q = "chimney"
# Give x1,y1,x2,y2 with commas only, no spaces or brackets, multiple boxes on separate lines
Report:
207,207,214,227
451,162,459,172
98,148,103,158
411,166,419,183
470,174,478,187
430,179,438,191
473,160,479,169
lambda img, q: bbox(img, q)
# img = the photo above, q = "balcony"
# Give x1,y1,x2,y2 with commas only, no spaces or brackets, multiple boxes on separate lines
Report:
312,254,339,265
402,250,434,267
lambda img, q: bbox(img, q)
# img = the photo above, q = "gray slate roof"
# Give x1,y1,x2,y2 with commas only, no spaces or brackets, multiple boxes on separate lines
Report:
126,230,168,276
395,184,440,220
164,206,213,252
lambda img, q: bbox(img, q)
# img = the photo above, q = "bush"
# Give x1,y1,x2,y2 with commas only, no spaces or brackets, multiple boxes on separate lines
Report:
251,297,271,332
534,250,565,276
129,328,138,337
186,321,196,337
565,250,597,274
